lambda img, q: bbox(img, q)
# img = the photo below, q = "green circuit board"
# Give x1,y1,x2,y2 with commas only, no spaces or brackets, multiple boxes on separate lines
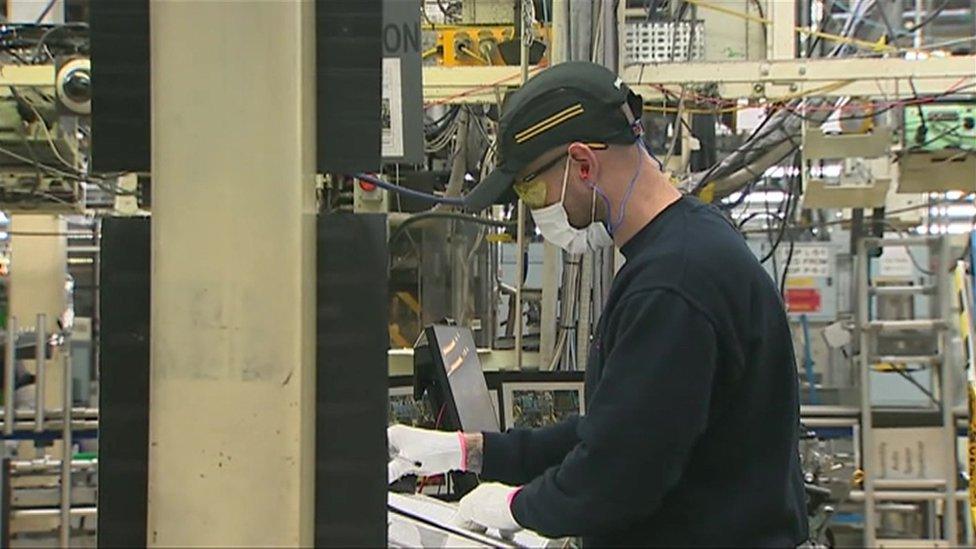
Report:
903,103,976,152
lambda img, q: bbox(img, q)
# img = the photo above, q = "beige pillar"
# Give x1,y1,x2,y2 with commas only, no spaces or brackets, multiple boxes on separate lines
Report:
767,0,796,60
148,1,316,546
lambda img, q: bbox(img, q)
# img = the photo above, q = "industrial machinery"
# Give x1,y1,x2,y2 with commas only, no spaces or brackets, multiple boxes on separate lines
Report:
0,0,973,546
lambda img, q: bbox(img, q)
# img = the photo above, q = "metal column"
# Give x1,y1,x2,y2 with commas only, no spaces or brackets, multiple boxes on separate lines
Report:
767,0,796,60
856,237,877,547
148,2,317,546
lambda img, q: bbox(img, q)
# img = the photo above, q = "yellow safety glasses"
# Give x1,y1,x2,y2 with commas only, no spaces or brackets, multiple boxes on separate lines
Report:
511,143,607,210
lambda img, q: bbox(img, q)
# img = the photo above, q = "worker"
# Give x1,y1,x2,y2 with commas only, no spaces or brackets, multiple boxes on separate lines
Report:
387,61,809,546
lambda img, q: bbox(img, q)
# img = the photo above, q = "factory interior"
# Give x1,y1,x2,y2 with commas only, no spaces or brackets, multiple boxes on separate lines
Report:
0,0,974,547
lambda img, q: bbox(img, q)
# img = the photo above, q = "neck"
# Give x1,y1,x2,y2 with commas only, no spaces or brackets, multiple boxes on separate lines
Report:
611,165,682,247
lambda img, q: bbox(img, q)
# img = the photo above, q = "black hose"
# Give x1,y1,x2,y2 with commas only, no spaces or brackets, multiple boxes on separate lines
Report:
903,0,951,33
388,211,516,247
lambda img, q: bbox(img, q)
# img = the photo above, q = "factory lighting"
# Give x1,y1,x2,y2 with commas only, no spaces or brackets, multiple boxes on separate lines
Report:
808,165,843,178
916,222,976,235
722,191,787,205
929,205,976,217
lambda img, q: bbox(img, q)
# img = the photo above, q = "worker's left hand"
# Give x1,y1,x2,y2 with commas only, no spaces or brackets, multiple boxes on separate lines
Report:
454,482,523,535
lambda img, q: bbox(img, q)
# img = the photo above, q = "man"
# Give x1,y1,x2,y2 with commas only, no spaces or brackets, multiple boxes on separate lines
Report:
388,61,809,546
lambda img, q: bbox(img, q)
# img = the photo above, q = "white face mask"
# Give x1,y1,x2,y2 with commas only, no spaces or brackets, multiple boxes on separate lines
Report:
530,157,613,255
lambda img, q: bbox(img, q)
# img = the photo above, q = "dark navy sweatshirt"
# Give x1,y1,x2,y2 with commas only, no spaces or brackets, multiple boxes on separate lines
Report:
481,196,809,547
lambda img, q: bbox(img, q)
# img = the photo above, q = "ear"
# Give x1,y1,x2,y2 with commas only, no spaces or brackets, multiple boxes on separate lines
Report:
567,142,599,182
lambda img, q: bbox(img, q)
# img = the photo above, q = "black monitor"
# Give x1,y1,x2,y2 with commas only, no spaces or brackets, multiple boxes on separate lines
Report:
414,325,499,434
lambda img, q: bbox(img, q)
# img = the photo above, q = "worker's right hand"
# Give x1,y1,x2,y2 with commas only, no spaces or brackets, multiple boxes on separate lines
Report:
388,424,467,484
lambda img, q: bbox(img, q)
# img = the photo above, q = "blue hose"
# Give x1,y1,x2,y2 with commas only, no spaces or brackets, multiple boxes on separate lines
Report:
800,314,819,405
354,173,465,206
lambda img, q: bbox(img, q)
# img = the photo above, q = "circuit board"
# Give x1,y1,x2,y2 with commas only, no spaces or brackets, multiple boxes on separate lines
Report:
903,103,976,151
510,389,581,428
388,393,437,428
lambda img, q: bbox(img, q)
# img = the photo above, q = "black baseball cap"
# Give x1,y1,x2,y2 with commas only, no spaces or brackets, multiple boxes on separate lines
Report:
463,61,644,212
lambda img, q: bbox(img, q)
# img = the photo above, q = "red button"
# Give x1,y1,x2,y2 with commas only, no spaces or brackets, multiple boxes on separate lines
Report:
358,179,377,192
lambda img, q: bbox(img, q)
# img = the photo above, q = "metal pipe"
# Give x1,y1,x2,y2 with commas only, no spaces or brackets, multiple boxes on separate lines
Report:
511,0,532,370
856,238,876,547
12,507,96,520
514,199,525,370
800,417,858,428
34,314,46,434
4,317,17,436
874,478,947,490
11,460,98,473
937,235,958,544
849,490,969,503
60,348,73,548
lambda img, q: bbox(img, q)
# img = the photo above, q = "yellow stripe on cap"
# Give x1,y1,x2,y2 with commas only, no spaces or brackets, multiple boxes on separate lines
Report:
514,104,585,143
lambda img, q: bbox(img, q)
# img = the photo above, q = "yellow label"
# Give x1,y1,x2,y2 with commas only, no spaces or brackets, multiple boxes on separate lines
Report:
487,233,514,243
786,277,815,288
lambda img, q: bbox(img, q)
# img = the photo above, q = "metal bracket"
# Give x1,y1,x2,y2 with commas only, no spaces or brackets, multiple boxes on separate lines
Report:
803,178,891,209
898,151,976,193
803,128,894,161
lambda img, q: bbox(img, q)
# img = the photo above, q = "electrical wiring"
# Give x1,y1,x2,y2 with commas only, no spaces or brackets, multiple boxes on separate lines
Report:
902,0,951,33
682,0,896,53
355,173,465,206
775,81,976,124
737,210,783,229
694,75,976,199
425,107,463,153
661,86,687,169
0,141,77,180
906,126,963,151
891,367,940,406
31,22,87,63
764,189,780,276
739,196,975,235
423,63,548,108
914,36,976,51
876,220,935,275
34,0,58,24
416,402,449,494
775,155,802,295
684,1,896,198
0,113,135,199
641,80,854,119
9,87,77,171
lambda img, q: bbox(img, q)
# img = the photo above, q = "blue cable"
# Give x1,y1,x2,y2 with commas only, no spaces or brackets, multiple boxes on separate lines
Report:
354,173,465,206
800,314,819,405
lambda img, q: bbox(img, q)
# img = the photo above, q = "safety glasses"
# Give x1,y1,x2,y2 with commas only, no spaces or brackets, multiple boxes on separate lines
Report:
512,142,607,210
513,152,567,209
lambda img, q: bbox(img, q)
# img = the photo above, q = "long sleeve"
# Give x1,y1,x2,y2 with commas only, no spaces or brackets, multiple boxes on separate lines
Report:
510,289,718,538
479,416,580,486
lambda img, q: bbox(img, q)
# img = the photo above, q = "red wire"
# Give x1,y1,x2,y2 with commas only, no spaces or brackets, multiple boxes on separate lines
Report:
417,403,449,494
423,61,549,108
647,76,974,115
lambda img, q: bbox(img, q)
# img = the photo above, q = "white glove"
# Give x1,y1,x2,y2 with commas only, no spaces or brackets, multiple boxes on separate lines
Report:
455,483,522,534
388,424,466,483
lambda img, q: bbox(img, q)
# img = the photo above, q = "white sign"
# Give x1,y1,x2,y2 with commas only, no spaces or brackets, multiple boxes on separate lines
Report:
780,245,831,278
381,57,404,157
879,246,914,278
875,427,946,480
